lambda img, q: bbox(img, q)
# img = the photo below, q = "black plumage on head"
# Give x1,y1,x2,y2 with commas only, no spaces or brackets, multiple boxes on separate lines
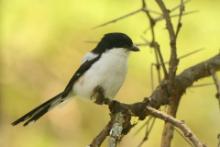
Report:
92,32,135,54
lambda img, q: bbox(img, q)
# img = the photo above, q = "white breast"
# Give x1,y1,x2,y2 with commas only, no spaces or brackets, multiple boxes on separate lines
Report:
73,48,129,99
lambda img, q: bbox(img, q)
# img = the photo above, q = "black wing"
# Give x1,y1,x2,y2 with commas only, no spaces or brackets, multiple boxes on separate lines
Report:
62,54,101,97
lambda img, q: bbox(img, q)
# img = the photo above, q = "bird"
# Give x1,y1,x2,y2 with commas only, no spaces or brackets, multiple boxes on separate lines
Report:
11,32,139,126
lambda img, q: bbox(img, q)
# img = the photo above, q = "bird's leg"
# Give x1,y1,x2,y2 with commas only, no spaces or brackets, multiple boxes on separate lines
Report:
91,86,111,105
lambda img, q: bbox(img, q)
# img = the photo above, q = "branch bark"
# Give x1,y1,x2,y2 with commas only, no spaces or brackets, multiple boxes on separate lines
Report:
90,53,220,147
149,54,220,108
89,121,112,147
160,101,180,147
146,106,206,147
109,112,124,147
153,1,182,144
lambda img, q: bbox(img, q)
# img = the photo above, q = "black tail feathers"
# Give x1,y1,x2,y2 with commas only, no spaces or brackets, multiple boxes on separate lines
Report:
12,93,65,126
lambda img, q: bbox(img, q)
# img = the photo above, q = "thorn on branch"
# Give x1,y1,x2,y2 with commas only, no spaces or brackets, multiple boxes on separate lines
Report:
178,48,205,60
93,0,196,31
191,83,214,88
157,48,205,65
154,10,198,22
152,47,204,76
92,8,142,29
85,40,150,47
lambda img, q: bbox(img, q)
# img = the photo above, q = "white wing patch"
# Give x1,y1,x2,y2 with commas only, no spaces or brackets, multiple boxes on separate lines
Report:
81,52,99,64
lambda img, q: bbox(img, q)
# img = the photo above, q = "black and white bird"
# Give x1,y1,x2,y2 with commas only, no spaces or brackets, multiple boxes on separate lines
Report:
12,32,139,126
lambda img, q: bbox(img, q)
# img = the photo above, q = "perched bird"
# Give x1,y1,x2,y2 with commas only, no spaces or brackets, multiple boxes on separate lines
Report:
12,32,139,126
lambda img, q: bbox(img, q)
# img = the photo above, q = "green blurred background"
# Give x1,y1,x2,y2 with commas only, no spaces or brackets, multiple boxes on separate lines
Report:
1,0,220,146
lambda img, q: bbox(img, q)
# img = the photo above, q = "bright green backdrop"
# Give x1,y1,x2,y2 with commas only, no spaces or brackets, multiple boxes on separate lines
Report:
1,0,220,147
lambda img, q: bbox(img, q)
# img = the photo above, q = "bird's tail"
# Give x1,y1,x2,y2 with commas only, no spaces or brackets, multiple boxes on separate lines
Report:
11,92,66,126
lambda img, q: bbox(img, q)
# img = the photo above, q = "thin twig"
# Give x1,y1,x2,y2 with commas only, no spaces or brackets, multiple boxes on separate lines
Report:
134,116,153,135
141,1,168,78
92,4,161,30
92,8,142,29
178,48,204,60
174,127,194,147
191,83,214,88
154,49,162,83
146,106,206,147
93,0,196,31
175,0,185,37
153,42,169,79
85,40,150,47
141,1,165,82
155,0,178,82
160,48,205,64
150,63,155,91
210,69,220,109
170,0,191,12
89,121,112,147
142,0,161,15
137,117,156,147
155,10,198,22
136,43,151,47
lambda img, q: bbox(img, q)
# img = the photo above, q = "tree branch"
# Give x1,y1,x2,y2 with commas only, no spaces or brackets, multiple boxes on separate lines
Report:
146,106,206,147
142,0,168,79
149,54,220,108
109,112,124,147
90,53,220,147
89,1,220,146
89,121,112,147
160,101,180,147
155,0,178,82
210,69,220,108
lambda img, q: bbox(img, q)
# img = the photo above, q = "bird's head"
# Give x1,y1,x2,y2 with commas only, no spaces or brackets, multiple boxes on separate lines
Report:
92,32,139,54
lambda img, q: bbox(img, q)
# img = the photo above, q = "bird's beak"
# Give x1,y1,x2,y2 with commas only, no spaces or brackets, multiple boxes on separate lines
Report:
129,45,140,52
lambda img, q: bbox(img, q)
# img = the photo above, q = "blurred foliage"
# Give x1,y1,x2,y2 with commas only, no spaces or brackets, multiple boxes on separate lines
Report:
1,0,220,147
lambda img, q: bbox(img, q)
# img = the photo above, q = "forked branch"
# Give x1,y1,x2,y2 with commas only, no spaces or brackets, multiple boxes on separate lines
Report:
89,0,220,147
